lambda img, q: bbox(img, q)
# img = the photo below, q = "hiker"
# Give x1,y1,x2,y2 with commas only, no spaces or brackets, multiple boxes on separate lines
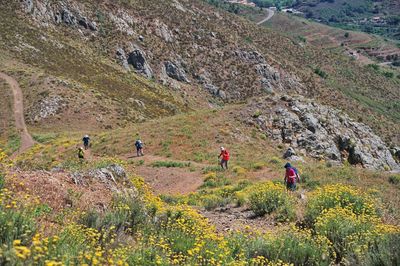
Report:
78,147,85,162
135,138,144,157
284,162,301,191
82,135,90,150
218,146,230,170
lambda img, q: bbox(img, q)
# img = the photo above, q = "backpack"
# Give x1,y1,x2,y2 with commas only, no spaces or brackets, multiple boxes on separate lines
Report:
287,168,296,184
135,140,143,148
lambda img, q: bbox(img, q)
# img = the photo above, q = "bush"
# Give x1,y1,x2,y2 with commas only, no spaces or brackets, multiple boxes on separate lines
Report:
151,161,191,168
0,172,4,190
0,208,36,246
251,162,265,170
248,182,295,221
201,172,231,188
383,71,394,78
201,194,227,210
232,166,247,175
269,156,282,165
314,67,328,79
305,184,378,224
228,227,332,266
315,207,400,264
388,175,400,186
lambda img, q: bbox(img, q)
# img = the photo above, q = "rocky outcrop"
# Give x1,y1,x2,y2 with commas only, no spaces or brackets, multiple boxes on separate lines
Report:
241,96,399,171
72,164,127,189
127,49,153,79
197,73,226,100
116,48,130,70
30,95,66,122
20,0,97,31
164,61,189,83
235,49,305,94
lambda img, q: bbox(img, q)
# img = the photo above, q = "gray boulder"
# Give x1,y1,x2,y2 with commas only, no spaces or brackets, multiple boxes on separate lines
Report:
127,49,153,79
62,9,76,25
283,147,296,159
116,48,130,70
164,61,189,82
21,0,34,13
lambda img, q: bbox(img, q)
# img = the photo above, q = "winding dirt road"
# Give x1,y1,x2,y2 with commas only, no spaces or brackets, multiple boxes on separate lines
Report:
256,8,275,25
0,72,34,156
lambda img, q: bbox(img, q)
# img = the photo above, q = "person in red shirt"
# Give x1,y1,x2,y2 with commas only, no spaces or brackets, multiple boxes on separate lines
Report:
284,162,300,192
219,147,230,170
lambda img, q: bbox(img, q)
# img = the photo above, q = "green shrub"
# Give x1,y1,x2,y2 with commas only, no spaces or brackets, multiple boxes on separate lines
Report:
314,207,399,264
0,172,4,190
367,64,380,71
305,184,378,224
151,161,191,168
80,193,150,234
32,133,57,143
314,67,328,79
252,109,262,118
251,162,265,170
201,172,231,188
383,71,394,78
201,194,227,210
228,228,332,266
0,208,36,246
248,182,295,221
202,166,224,174
269,156,282,165
388,175,400,186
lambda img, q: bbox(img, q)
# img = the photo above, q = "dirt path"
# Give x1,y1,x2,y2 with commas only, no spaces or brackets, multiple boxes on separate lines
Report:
125,154,206,195
256,8,275,25
0,72,35,156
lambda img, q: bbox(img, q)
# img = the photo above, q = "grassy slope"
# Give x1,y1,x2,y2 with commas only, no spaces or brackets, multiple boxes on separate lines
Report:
0,0,399,147
0,2,194,134
11,104,400,224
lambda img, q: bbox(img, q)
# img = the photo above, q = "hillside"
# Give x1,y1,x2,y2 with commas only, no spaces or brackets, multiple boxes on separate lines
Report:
0,0,399,146
1,0,400,265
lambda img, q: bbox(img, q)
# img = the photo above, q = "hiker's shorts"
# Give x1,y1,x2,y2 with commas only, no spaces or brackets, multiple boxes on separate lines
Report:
286,182,296,191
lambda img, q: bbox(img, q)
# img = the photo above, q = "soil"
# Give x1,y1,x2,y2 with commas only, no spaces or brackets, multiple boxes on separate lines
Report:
0,72,35,156
126,154,206,195
9,169,113,212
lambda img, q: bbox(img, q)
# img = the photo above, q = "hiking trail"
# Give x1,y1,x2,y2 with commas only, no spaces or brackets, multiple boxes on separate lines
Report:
0,72,35,156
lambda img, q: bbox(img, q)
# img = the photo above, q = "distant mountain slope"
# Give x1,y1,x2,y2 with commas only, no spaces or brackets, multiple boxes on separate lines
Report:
0,0,399,145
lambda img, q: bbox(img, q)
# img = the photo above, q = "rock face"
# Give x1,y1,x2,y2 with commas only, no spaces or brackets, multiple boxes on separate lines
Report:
116,48,130,70
241,96,399,170
73,164,127,189
164,61,189,83
30,95,66,122
127,49,153,79
235,49,304,95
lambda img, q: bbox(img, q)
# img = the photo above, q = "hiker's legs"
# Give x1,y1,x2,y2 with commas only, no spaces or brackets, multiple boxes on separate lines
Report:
136,148,140,157
224,160,228,169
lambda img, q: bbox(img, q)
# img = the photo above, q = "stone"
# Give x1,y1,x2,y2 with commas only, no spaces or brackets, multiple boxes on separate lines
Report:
283,147,296,159
62,9,76,25
116,48,130,70
127,49,153,79
240,95,400,170
164,61,189,82
21,0,34,13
